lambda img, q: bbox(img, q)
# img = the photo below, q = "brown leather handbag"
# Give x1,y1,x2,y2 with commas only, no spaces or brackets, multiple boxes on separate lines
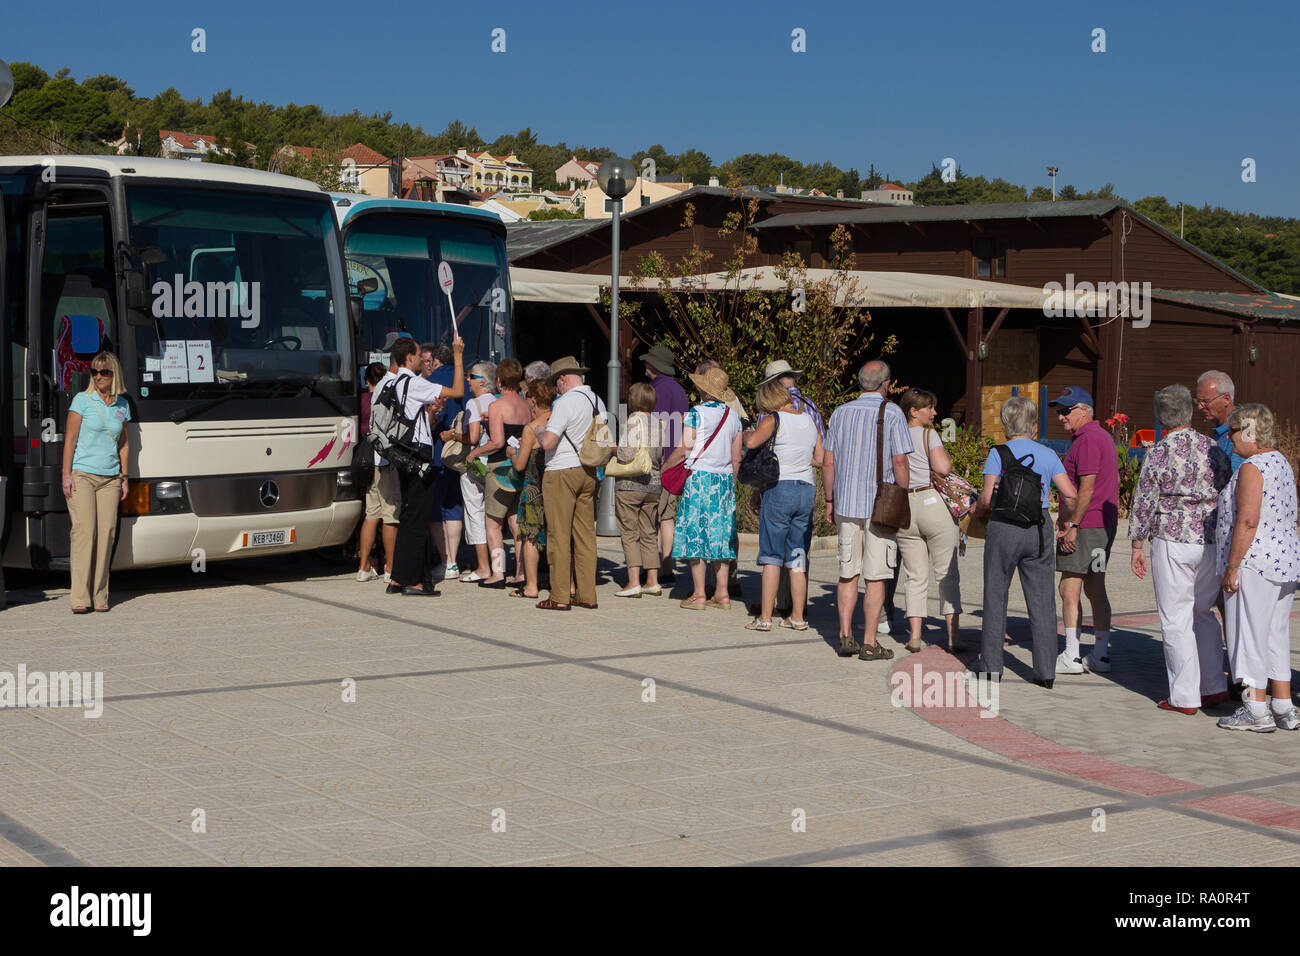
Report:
869,403,911,532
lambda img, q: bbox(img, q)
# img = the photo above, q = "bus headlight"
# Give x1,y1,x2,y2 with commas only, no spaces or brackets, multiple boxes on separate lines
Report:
120,479,192,516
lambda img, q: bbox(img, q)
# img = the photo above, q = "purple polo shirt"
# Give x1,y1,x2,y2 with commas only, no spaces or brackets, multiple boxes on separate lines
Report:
1063,419,1119,529
651,373,690,451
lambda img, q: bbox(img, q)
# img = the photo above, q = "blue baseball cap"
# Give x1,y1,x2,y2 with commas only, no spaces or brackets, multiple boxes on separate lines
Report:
1048,386,1093,409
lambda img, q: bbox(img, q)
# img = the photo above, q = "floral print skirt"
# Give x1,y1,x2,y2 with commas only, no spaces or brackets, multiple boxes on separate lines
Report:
672,470,737,561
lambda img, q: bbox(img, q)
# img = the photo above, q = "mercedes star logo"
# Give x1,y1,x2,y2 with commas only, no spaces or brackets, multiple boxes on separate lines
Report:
258,480,280,509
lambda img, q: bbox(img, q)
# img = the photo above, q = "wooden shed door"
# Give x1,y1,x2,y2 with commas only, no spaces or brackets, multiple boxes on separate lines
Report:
981,329,1040,441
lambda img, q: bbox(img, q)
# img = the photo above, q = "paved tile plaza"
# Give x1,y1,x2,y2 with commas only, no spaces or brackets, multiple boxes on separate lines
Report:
1,525,1298,866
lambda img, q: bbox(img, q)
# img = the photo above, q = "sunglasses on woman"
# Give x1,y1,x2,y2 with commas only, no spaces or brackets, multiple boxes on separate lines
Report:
91,369,112,377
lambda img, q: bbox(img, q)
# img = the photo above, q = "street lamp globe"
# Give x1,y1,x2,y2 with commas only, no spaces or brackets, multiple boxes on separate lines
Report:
597,157,637,200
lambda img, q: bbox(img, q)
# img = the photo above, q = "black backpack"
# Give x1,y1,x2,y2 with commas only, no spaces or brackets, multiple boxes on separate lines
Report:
370,375,431,474
990,444,1046,543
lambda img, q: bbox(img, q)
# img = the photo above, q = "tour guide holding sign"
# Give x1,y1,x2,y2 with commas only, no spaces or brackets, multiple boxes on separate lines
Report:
387,334,465,596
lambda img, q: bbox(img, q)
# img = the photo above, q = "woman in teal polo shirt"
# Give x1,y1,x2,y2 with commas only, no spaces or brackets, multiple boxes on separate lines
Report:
61,352,131,613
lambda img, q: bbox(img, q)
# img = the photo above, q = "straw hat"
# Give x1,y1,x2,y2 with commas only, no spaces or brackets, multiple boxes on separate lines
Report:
688,367,737,404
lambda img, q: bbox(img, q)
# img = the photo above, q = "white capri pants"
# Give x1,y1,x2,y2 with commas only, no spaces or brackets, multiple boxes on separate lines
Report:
896,488,962,619
460,470,487,546
1223,566,1296,692
1150,538,1226,708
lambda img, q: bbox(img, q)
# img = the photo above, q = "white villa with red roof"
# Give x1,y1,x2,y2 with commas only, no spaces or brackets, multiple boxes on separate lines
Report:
861,182,914,205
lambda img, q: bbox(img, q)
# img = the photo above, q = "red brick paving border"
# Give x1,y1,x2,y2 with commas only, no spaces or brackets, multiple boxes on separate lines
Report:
888,648,1300,824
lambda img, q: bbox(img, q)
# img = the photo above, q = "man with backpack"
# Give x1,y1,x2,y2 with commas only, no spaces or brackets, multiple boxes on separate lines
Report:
972,396,1078,687
1050,386,1121,675
533,356,608,610
374,335,465,595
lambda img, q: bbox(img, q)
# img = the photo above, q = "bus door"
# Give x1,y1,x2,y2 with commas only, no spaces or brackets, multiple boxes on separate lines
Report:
22,184,116,567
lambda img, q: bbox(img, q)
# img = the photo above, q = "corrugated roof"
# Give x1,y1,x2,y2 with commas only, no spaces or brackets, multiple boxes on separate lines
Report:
751,199,1123,229
506,219,606,260
1151,289,1300,322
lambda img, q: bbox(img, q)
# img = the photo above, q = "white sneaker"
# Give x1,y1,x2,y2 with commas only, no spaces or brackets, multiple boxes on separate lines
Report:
615,586,642,598
877,617,892,635
383,572,391,584
641,585,663,596
1083,653,1111,674
443,563,460,580
1055,651,1085,675
356,568,379,583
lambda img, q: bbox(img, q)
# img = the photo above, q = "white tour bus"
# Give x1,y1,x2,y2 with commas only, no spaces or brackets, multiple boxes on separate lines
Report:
0,156,362,570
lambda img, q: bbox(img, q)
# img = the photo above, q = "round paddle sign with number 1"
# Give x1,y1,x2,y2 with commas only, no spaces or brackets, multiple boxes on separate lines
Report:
437,261,456,334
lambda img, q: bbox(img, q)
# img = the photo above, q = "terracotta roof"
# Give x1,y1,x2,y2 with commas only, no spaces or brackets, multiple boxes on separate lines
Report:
280,145,323,160
342,143,392,166
877,183,906,191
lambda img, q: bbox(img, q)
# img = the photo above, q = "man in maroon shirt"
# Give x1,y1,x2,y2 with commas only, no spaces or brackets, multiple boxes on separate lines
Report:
1049,387,1119,676
642,344,690,582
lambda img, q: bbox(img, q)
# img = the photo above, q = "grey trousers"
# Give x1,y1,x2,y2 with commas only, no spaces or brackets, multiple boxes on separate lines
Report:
980,511,1058,681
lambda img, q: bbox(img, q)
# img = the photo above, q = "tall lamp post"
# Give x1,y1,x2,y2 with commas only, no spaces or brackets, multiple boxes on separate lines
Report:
1046,166,1059,201
595,156,637,536
0,60,9,610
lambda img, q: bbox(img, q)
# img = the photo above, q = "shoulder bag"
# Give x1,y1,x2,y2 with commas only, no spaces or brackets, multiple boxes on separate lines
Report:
662,407,730,496
869,403,911,531
737,412,781,491
605,413,653,478
442,394,488,474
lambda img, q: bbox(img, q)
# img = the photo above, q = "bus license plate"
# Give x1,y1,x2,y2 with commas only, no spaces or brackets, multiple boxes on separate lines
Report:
247,529,290,548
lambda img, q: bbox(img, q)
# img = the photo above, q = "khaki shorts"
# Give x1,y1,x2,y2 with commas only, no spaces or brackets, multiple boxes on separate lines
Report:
837,518,897,581
656,487,680,524
365,465,401,524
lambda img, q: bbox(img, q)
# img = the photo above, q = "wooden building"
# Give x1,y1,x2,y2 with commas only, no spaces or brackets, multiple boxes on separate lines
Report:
508,188,1300,437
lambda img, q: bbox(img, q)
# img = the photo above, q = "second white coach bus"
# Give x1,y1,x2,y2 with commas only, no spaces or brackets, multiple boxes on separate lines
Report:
0,156,362,570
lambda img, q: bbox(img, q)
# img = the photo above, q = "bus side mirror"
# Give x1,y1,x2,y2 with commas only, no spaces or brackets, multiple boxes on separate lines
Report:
125,270,154,325
349,277,378,329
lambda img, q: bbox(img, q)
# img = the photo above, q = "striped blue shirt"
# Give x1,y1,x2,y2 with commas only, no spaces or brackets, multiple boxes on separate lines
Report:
824,394,913,520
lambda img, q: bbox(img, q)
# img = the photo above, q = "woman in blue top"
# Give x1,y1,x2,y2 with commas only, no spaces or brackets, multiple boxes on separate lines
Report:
972,397,1077,687
61,352,131,614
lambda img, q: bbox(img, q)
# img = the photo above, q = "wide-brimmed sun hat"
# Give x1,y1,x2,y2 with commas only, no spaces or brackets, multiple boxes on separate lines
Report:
640,344,676,376
688,367,737,405
760,360,803,385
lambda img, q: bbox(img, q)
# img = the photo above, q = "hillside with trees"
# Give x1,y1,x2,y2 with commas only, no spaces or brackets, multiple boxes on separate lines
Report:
2,62,1297,292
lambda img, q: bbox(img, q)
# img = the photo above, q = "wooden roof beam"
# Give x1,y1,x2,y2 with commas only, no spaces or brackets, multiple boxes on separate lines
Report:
941,307,969,358
904,221,925,237
964,219,984,233
981,307,1013,347
1025,217,1047,234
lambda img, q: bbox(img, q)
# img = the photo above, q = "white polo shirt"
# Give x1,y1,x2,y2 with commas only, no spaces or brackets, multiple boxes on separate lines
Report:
544,384,606,471
391,367,443,446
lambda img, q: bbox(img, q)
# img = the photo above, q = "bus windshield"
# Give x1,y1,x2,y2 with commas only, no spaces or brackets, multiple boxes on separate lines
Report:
127,185,351,399
343,214,510,368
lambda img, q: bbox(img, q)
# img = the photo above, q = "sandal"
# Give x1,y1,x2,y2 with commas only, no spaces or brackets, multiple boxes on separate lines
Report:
905,640,923,653
707,597,732,610
837,634,860,657
745,618,773,631
535,598,571,611
508,588,539,598
459,572,488,584
72,606,91,615
778,618,810,631
680,597,708,610
857,641,895,662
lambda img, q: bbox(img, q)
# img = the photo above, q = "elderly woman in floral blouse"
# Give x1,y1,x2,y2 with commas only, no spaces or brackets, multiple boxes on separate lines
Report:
1214,402,1300,732
1130,385,1231,714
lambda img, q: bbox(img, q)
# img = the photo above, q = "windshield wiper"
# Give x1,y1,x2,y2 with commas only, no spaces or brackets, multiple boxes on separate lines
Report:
280,378,352,418
169,390,250,424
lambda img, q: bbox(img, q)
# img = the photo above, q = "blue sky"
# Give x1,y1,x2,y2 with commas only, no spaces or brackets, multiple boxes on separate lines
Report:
5,0,1299,215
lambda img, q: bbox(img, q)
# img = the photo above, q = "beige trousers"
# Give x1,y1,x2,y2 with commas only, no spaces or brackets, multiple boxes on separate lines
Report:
616,489,660,569
542,466,598,605
69,471,121,609
896,488,962,619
